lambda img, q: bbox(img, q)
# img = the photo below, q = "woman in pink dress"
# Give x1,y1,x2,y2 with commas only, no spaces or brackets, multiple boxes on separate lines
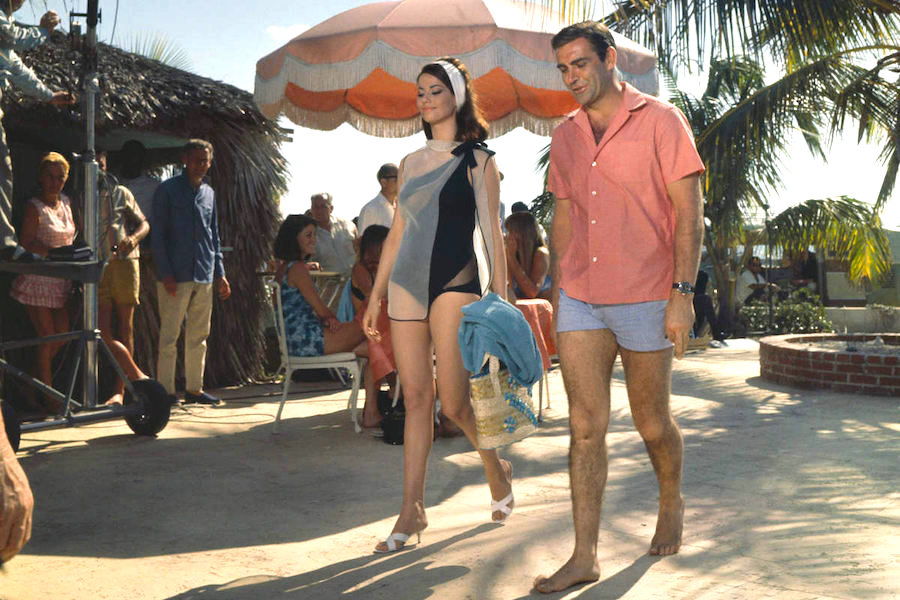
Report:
10,152,76,405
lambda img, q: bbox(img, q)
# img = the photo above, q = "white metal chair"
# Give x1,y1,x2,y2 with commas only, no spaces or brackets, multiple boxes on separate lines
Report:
268,280,366,434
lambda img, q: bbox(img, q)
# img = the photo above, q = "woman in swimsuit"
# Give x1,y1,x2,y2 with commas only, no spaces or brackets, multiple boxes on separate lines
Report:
362,57,512,553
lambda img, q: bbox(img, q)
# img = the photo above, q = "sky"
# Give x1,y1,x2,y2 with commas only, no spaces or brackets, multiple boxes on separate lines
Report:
23,0,899,229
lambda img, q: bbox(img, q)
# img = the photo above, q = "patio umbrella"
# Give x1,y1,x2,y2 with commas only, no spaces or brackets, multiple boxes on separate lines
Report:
254,0,658,138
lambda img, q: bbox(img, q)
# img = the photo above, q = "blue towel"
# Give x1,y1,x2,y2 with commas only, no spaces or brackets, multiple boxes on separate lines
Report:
458,292,544,387
337,279,355,322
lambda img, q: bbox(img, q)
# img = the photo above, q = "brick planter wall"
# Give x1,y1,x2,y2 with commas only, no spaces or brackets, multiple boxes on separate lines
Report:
759,334,900,397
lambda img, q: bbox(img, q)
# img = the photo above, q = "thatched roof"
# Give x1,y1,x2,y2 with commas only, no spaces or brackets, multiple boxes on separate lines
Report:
2,32,288,390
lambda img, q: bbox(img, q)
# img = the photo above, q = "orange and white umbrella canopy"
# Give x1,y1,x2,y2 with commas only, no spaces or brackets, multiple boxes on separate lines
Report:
255,0,658,138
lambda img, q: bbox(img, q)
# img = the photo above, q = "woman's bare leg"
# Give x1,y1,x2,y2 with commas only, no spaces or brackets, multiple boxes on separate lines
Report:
323,321,365,354
362,361,382,428
374,319,434,552
429,293,513,521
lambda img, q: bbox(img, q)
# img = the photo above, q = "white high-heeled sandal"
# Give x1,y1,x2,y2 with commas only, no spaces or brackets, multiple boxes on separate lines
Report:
374,530,421,554
491,492,514,523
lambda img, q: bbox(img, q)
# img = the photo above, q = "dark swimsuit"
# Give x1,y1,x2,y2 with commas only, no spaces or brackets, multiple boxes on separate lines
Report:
427,147,481,308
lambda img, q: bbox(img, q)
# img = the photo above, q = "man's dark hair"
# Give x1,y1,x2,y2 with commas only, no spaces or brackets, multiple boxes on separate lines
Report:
377,163,398,181
182,139,214,159
510,201,529,213
551,21,616,61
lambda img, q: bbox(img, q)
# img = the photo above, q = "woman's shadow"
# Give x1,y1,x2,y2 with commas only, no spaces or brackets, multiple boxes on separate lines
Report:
164,524,495,600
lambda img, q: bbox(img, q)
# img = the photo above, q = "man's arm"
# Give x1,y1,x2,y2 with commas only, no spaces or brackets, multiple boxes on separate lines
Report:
0,11,52,51
0,407,33,563
210,192,230,300
115,187,148,256
549,195,573,346
665,173,704,359
150,183,175,289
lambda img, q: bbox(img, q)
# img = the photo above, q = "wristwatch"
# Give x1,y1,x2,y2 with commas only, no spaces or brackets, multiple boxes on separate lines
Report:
672,281,695,295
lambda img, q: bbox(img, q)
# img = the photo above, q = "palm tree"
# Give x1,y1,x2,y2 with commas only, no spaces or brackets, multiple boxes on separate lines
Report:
527,1,898,305
666,56,892,316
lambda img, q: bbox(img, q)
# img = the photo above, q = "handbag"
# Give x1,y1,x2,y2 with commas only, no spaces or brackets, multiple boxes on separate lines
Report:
469,354,538,450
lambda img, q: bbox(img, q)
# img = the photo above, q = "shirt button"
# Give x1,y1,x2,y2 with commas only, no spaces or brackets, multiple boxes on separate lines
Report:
591,161,597,167
591,219,597,224
591,190,597,196
592,256,598,262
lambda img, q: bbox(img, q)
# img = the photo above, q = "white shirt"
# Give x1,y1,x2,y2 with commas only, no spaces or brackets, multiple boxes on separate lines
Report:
357,193,394,235
314,215,357,276
736,268,764,304
121,174,160,225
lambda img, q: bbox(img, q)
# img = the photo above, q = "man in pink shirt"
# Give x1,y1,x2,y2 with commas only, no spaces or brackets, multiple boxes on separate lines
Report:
534,22,705,594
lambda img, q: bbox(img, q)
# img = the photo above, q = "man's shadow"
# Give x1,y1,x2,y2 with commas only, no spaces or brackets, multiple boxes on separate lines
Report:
164,524,495,600
514,554,658,599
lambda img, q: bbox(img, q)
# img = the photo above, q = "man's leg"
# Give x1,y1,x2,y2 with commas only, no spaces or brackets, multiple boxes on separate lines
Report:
156,282,192,395
183,282,213,395
113,258,140,354
619,346,684,556
534,328,618,594
116,304,136,354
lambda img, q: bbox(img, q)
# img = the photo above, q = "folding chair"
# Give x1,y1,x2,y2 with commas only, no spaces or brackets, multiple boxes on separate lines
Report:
268,280,366,434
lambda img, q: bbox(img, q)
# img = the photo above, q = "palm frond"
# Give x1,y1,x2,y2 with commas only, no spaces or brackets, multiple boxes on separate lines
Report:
599,0,900,74
767,197,893,285
123,32,193,72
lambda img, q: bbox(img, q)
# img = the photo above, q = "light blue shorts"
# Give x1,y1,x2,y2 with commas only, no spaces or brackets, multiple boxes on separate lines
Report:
556,288,672,352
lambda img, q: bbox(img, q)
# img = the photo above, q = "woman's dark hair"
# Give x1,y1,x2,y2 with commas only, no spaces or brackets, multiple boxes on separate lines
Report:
505,211,544,267
418,56,488,142
360,225,389,255
274,213,318,261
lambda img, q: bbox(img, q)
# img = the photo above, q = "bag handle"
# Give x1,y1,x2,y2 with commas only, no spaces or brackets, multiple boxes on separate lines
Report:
488,354,501,398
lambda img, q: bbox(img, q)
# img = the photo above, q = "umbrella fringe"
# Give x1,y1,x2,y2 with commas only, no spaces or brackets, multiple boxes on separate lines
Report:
255,38,659,104
275,101,565,138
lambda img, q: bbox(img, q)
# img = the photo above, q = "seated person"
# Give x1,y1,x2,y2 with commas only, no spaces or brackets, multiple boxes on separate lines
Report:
9,153,76,412
504,211,551,301
735,256,777,307
350,225,389,315
273,214,369,414
788,250,818,291
349,226,398,427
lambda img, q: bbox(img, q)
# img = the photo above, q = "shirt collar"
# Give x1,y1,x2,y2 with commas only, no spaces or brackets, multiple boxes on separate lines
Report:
568,81,647,137
566,81,647,145
179,169,207,191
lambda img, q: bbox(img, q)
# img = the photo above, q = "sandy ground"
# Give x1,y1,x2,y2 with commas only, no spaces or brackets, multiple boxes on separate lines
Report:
1,338,898,600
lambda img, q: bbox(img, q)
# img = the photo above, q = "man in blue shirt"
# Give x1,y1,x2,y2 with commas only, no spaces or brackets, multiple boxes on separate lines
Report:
152,139,231,406
0,0,74,261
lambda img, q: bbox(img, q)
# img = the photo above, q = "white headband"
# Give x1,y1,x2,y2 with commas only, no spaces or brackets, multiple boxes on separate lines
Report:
434,60,467,110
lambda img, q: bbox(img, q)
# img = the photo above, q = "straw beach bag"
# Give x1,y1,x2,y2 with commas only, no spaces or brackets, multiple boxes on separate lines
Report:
469,354,538,449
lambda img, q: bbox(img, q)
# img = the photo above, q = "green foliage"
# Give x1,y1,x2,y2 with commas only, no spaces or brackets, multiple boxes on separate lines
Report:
123,33,192,72
739,289,834,334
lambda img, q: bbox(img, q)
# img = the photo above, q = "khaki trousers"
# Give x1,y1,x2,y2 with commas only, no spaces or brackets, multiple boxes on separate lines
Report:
156,281,213,395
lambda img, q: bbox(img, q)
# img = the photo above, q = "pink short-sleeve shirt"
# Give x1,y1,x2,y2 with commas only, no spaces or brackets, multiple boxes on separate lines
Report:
547,82,705,305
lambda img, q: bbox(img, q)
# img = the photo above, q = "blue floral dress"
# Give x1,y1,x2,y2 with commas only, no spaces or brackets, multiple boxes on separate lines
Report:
281,262,325,356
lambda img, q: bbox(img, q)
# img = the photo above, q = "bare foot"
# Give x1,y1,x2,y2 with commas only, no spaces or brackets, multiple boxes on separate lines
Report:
649,496,684,556
104,393,124,407
374,504,427,553
533,555,600,594
490,459,514,522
